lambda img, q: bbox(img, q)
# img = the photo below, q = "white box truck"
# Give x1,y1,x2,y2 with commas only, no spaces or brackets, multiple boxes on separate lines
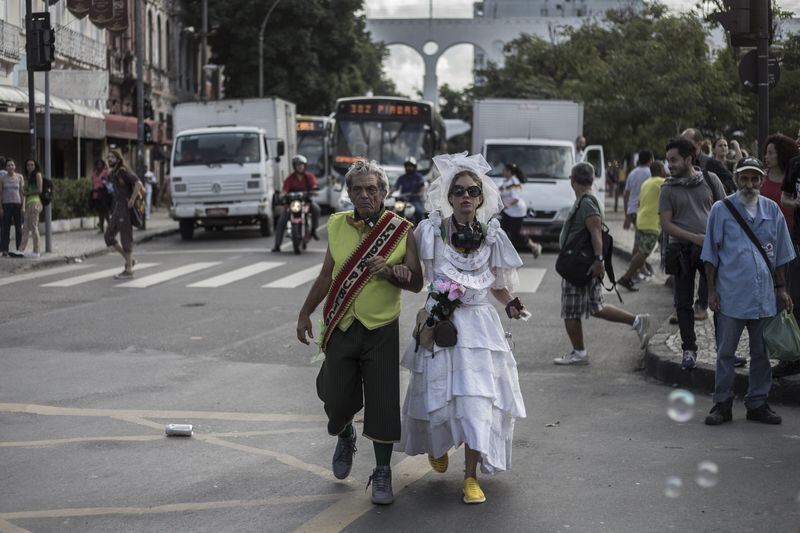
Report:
472,98,605,242
170,98,296,240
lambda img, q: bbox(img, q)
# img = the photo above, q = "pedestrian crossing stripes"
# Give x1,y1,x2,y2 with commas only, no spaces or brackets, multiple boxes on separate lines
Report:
116,262,222,289
187,262,282,288
5,260,550,293
42,264,160,287
261,264,321,289
517,268,547,294
0,264,91,287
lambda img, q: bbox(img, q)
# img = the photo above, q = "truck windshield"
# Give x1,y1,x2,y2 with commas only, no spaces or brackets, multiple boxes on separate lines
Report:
333,120,431,173
297,132,325,178
485,145,573,179
174,132,261,167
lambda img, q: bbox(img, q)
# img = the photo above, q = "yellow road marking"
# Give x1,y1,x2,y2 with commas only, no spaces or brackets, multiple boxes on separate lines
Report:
0,403,326,423
294,452,449,532
0,428,321,449
0,494,342,521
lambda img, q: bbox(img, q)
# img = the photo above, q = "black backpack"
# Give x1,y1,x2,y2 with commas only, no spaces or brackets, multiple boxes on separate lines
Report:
555,195,623,302
40,176,53,207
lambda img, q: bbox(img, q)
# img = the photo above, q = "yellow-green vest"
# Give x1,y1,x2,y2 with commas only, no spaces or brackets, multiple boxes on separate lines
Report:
328,210,408,331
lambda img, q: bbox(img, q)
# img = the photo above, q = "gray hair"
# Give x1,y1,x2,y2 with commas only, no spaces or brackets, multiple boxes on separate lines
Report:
345,160,390,196
571,162,595,186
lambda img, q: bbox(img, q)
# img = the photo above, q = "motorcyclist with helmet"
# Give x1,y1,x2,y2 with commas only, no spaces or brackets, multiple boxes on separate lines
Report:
271,154,321,252
392,156,426,225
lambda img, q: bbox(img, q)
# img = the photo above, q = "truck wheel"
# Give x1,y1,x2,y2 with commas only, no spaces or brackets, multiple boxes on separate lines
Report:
179,219,195,240
260,217,273,237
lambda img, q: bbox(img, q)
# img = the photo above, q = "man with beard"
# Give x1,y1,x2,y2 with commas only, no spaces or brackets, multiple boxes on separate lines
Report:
702,158,795,426
660,138,726,371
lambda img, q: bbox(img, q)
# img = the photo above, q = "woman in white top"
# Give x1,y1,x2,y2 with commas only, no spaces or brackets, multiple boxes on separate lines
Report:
499,163,542,258
397,152,527,505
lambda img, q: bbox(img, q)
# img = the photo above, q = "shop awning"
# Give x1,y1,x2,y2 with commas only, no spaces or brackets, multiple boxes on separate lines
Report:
104,113,159,143
0,84,106,139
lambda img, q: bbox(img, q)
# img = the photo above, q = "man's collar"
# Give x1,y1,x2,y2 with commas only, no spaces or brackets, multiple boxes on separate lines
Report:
353,207,384,227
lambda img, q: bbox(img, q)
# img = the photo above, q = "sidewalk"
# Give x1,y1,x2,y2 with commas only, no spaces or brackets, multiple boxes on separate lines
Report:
604,195,800,405
0,210,177,276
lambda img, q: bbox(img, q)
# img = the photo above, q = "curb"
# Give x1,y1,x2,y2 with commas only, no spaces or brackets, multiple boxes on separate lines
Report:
643,319,800,406
0,225,178,276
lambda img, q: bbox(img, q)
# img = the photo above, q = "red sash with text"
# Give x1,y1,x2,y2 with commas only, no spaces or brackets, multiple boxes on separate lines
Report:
320,211,412,352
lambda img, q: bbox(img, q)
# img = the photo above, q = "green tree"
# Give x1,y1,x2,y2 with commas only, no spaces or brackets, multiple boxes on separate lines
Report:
183,0,400,114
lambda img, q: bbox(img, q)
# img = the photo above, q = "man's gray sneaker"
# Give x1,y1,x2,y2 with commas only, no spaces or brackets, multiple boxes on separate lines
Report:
634,314,652,349
367,465,394,505
332,430,356,480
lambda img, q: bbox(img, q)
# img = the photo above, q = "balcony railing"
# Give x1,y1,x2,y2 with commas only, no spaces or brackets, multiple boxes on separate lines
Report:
0,19,22,63
55,26,105,69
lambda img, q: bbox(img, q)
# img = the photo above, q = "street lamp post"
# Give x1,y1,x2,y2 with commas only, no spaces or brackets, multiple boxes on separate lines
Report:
258,0,282,98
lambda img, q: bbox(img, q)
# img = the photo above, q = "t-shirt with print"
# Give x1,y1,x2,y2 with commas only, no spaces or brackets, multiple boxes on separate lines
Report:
658,172,725,243
559,192,603,248
782,156,800,243
624,166,651,215
636,176,666,232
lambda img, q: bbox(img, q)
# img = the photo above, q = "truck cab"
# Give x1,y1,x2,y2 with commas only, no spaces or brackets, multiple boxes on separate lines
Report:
170,126,284,240
483,138,604,243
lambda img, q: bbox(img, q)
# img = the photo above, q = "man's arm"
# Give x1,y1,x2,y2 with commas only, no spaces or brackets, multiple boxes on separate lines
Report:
704,262,720,312
297,248,335,344
622,188,631,228
781,192,800,210
775,265,793,312
660,210,704,246
369,230,424,293
585,214,605,278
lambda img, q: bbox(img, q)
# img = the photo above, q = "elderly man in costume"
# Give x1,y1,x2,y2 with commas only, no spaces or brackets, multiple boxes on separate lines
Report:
296,160,423,505
397,152,528,504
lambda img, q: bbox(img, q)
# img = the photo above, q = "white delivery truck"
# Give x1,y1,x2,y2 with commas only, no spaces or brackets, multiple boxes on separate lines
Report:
170,98,296,240
472,98,605,243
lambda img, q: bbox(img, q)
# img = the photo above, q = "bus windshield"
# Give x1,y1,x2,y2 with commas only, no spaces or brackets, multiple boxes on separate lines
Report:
334,120,431,173
485,144,573,179
297,132,325,178
174,132,261,167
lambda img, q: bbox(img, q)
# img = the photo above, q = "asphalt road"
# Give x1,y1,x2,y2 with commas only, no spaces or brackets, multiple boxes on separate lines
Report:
1,222,798,532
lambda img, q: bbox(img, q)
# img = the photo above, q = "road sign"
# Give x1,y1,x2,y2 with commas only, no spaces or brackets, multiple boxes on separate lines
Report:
738,49,780,94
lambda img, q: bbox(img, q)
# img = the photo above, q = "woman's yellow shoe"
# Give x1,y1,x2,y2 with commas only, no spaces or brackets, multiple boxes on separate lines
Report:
462,477,486,504
428,453,449,473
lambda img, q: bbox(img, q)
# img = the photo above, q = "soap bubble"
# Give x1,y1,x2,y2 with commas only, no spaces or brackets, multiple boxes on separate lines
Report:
695,461,719,488
664,476,682,498
667,389,695,423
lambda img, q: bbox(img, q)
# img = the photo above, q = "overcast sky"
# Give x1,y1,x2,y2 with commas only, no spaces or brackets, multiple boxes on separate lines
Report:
367,0,800,98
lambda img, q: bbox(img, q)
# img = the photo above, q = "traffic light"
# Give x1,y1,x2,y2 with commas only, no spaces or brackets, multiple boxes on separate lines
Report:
27,12,56,71
709,0,773,48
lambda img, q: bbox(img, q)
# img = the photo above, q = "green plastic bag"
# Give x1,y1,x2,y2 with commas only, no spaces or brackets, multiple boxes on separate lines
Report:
763,310,800,361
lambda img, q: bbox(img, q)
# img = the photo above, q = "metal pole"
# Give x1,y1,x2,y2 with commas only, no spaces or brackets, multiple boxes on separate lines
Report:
200,0,207,99
756,0,770,156
135,0,145,180
25,0,37,159
43,0,52,253
259,0,283,98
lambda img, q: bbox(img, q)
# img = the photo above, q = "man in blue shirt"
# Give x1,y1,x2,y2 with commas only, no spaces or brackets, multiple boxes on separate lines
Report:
393,157,425,224
701,157,796,426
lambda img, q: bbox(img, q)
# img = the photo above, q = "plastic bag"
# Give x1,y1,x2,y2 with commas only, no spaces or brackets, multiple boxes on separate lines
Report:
763,310,800,361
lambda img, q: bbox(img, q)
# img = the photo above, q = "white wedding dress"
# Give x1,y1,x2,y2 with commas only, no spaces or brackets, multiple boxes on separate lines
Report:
397,212,527,474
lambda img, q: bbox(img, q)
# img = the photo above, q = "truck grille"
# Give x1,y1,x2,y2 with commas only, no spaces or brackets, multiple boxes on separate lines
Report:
189,182,246,195
529,210,557,220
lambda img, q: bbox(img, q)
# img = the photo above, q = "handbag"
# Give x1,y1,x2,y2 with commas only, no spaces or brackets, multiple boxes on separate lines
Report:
130,197,145,229
722,198,797,359
433,319,458,348
413,306,435,352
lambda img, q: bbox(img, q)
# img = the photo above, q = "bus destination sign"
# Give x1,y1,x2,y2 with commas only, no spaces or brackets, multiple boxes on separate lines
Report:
297,120,322,132
339,101,430,119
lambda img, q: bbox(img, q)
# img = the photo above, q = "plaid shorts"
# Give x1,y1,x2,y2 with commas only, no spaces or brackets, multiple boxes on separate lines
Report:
561,278,604,319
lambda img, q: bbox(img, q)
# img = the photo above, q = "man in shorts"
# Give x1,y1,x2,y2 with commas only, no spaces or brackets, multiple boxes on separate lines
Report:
554,162,652,365
103,150,144,279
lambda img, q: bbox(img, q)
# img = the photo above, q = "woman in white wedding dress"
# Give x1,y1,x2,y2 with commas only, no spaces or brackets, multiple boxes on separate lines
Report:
397,152,528,504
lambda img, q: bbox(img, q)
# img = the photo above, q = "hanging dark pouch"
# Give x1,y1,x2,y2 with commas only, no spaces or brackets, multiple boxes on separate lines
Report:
664,242,682,275
433,319,458,348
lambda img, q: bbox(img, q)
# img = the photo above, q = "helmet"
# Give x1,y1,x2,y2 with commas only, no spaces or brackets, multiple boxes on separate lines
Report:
292,154,308,166
404,156,417,167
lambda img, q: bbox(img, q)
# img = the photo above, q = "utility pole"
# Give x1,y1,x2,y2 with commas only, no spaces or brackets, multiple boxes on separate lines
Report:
25,0,37,160
201,0,207,99
756,0,769,155
258,0,282,98
135,0,145,184
44,0,52,253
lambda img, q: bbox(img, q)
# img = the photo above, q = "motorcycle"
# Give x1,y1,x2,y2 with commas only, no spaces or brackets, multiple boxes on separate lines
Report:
284,191,312,254
385,191,418,222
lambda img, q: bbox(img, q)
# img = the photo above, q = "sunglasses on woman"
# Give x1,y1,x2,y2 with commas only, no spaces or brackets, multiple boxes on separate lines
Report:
450,185,482,198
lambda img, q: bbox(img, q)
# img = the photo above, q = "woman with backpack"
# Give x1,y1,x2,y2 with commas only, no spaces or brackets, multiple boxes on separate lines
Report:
498,162,542,258
10,159,43,259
